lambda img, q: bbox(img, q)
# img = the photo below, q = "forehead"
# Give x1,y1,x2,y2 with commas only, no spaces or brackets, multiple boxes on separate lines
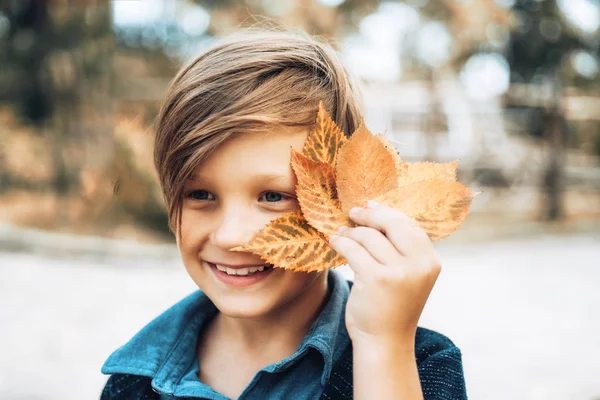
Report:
190,127,310,180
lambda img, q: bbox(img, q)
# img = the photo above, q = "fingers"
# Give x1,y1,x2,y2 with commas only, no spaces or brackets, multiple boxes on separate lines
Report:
348,201,431,257
336,226,401,265
329,234,381,277
332,201,439,278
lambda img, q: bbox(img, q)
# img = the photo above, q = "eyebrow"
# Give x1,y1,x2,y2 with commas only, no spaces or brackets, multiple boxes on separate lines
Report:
187,173,289,183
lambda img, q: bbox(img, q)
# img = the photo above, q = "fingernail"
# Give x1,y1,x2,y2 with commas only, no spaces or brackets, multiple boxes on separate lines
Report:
337,226,348,233
366,200,379,209
349,207,362,216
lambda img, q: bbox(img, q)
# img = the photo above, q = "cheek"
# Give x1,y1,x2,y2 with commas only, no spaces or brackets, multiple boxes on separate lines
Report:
280,270,323,293
178,210,209,252
179,208,194,236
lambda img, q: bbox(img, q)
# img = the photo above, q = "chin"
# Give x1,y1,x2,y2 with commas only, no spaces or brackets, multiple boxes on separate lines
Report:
185,257,327,320
207,273,297,319
212,295,280,319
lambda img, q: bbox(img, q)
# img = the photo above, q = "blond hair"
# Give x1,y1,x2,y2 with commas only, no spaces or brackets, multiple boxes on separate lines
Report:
154,29,363,234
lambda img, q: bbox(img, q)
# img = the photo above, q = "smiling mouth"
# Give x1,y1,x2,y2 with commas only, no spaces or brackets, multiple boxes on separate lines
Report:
212,263,274,276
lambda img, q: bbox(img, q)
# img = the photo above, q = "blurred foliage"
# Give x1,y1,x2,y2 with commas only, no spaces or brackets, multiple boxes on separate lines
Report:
110,124,170,237
504,0,600,219
0,0,170,236
505,0,599,142
0,0,113,125
0,0,599,237
507,0,598,84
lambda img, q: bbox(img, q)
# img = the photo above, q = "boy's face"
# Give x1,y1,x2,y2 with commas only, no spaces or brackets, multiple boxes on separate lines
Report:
178,127,327,318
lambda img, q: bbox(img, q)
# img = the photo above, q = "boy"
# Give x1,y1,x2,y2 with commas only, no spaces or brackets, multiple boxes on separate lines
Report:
101,30,467,400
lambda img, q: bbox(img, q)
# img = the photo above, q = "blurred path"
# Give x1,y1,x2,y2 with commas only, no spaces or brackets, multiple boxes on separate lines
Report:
1,232,599,400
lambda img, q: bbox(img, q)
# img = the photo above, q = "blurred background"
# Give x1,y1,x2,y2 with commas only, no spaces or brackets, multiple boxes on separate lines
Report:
0,0,598,399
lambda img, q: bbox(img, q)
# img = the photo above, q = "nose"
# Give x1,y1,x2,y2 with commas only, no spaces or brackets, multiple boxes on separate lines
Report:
210,204,256,251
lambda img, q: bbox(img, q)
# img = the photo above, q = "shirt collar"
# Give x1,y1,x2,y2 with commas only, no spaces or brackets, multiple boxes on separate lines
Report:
101,269,350,394
299,269,351,385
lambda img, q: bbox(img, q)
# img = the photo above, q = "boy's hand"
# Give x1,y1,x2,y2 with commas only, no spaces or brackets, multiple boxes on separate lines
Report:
329,200,441,350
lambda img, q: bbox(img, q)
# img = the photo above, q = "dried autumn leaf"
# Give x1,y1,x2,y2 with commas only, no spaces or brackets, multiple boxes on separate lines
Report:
302,101,346,167
377,134,403,173
397,160,459,187
336,125,398,213
375,178,474,241
291,149,351,236
233,103,474,273
231,211,346,272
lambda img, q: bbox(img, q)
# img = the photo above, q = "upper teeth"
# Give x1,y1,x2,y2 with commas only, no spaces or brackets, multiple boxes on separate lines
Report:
215,264,266,276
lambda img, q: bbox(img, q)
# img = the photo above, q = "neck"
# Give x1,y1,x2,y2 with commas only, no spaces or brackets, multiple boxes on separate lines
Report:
214,272,329,356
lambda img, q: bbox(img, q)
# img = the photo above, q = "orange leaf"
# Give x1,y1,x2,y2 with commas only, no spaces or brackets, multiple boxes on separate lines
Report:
397,160,458,187
302,101,346,167
231,211,346,272
375,179,475,241
336,125,398,213
291,150,351,236
377,134,403,173
232,103,474,272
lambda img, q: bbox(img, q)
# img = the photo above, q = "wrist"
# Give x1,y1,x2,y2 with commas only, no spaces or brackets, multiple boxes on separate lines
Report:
351,330,416,352
352,332,416,362
352,333,423,400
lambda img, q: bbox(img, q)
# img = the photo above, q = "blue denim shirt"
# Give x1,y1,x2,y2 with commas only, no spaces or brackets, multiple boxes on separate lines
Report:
101,270,351,399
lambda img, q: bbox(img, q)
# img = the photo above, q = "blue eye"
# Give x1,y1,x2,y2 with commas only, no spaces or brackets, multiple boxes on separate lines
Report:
261,192,285,202
187,190,215,201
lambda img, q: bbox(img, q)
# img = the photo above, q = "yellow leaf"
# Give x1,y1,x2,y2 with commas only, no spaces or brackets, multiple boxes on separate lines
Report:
336,124,398,213
231,211,346,272
302,101,346,167
375,179,475,241
397,160,459,187
234,103,475,272
291,150,351,236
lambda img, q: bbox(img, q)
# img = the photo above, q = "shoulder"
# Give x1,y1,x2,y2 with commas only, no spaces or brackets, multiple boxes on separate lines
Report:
101,289,216,376
100,290,218,399
101,374,156,400
414,327,467,399
414,326,462,365
325,327,467,400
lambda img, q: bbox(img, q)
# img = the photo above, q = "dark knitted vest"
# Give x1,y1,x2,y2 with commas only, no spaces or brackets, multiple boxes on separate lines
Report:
101,327,466,400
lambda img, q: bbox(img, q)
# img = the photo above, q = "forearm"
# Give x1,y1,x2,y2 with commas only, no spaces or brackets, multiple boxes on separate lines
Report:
353,337,424,400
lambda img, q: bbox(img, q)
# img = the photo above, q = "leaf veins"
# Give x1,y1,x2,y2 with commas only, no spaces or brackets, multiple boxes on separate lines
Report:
375,179,475,241
231,211,346,272
302,101,346,167
291,150,351,236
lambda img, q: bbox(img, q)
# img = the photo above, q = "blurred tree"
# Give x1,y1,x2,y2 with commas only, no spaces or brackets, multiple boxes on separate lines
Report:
0,0,113,208
505,0,599,220
0,0,53,123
